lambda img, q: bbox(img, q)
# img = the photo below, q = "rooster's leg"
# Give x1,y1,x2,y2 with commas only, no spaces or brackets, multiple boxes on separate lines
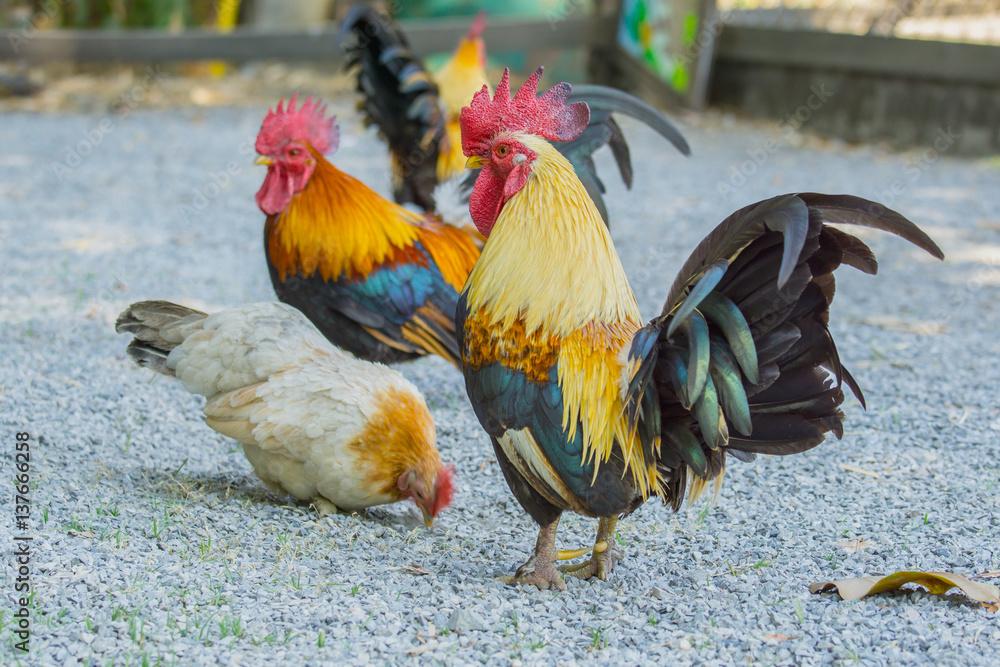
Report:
499,516,566,591
559,516,623,581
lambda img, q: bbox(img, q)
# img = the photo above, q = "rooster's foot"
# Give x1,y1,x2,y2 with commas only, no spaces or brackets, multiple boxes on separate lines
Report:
499,518,566,590
499,556,566,591
558,517,623,581
558,543,623,581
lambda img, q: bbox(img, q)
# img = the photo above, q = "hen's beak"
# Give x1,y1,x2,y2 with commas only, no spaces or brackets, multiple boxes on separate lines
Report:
420,506,434,527
465,155,484,170
254,155,273,166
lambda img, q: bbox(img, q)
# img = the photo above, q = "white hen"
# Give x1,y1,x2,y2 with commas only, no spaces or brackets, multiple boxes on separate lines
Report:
116,301,453,524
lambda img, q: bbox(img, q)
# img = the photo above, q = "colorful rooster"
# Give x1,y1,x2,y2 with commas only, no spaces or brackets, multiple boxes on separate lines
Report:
341,6,690,221
457,68,944,589
116,300,454,525
254,94,480,367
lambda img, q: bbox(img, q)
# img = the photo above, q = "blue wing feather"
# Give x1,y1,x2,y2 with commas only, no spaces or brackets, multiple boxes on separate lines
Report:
270,240,461,364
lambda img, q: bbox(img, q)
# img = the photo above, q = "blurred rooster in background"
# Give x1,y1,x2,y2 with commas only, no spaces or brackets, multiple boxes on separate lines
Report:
430,10,490,184
254,95,479,367
342,5,488,210
116,300,454,525
341,6,690,222
457,68,944,589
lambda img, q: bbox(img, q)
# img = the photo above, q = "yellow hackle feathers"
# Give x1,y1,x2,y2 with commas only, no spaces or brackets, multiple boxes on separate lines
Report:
432,26,490,184
557,323,661,499
434,41,490,117
464,136,639,338
415,221,481,292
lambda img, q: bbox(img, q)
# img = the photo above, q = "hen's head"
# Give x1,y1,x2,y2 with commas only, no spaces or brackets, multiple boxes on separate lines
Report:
372,387,455,526
398,464,455,527
254,94,339,215
460,67,589,236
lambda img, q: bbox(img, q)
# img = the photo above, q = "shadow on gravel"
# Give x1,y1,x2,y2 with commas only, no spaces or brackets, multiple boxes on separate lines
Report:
137,467,429,533
138,466,273,507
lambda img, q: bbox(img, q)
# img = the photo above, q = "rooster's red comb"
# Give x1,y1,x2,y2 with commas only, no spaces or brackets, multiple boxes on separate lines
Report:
460,66,590,157
465,10,487,41
256,93,339,156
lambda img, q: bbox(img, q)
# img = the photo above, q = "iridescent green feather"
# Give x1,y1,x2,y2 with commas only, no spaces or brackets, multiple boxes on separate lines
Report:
708,337,753,436
699,292,759,384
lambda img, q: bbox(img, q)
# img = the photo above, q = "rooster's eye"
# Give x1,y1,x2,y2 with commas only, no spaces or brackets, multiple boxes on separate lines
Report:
496,145,509,157
288,148,301,157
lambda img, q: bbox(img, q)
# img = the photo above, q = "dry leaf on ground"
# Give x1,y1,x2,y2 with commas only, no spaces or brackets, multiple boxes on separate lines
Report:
837,463,879,478
835,538,875,554
68,529,96,539
811,571,1000,611
404,641,444,655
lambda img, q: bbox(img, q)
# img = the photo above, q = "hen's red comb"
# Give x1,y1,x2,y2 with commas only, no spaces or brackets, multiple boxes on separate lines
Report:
432,465,455,517
460,66,590,156
256,93,339,156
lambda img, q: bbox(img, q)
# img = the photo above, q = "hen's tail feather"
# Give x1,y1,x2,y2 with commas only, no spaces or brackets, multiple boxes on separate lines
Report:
341,5,444,210
115,301,208,376
624,194,943,508
123,341,172,376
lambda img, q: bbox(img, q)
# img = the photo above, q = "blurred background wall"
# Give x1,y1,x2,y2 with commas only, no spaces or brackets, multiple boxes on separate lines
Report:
1,0,998,155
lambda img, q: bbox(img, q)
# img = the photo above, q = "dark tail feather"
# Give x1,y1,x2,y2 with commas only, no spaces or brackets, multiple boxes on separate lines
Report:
568,85,691,158
115,301,206,377
340,5,444,210
797,193,944,261
124,341,172,376
559,84,690,227
626,194,942,509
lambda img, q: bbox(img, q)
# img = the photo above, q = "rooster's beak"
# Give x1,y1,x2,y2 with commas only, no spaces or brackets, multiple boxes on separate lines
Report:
420,506,434,527
254,155,273,166
465,155,484,170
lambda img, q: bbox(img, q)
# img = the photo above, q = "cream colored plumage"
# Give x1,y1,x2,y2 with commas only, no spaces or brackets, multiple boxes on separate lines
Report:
116,301,453,523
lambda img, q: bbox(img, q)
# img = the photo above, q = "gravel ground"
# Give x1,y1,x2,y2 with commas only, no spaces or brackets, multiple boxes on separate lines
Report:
1,88,999,666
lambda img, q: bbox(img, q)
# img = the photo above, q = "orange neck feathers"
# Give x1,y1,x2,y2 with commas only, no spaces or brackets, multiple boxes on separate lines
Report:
348,387,453,522
267,148,425,282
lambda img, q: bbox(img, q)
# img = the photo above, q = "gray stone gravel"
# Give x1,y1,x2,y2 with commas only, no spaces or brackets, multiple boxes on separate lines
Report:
1,93,998,666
